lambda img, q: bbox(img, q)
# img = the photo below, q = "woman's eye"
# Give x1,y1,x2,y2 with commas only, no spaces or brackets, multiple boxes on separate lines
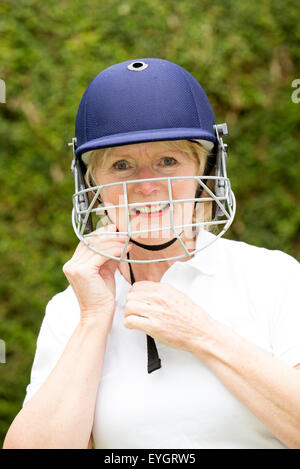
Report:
161,157,177,167
112,160,130,170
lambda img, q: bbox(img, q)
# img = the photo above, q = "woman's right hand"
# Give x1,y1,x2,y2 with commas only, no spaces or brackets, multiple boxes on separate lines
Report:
63,224,132,328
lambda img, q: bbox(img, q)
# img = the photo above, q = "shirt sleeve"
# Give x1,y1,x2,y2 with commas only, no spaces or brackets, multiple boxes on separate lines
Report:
22,287,80,407
269,251,300,367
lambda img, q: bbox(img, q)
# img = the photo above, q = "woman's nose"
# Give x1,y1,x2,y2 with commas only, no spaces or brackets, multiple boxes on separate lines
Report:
133,166,161,196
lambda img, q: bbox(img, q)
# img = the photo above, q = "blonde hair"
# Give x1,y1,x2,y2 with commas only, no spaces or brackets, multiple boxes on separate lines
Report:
84,140,215,228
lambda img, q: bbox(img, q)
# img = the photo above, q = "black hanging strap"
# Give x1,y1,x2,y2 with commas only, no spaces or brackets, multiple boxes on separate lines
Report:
127,252,161,373
129,235,179,251
146,335,162,373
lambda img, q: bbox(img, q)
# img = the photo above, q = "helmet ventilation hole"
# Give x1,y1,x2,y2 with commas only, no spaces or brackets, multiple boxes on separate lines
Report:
127,61,149,71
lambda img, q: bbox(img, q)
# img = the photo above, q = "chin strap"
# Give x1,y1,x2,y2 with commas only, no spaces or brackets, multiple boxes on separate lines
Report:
126,251,161,373
126,233,184,373
129,235,179,251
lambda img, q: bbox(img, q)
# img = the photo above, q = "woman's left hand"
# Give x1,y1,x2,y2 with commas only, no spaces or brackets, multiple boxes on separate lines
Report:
124,281,215,354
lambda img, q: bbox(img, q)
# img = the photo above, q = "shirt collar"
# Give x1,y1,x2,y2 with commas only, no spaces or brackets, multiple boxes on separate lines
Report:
177,229,220,276
116,229,220,291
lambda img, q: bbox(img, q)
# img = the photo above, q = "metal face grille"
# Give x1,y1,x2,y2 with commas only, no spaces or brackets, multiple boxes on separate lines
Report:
71,174,236,263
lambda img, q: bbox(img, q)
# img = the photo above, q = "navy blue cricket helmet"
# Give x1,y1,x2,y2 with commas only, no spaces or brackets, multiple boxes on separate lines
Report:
74,58,217,161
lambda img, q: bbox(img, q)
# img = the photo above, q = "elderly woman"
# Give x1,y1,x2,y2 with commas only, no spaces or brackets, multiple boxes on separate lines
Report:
4,58,300,449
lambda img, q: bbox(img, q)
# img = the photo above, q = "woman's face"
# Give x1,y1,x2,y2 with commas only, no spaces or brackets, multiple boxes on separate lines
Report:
94,141,200,243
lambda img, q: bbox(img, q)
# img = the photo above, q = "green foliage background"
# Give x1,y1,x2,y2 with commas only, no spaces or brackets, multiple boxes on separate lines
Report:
0,0,299,446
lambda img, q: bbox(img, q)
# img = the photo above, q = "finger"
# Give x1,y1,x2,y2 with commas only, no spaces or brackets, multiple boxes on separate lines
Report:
126,286,159,304
64,223,132,276
64,242,132,277
73,241,132,267
124,314,149,331
124,300,151,318
75,237,131,260
74,229,129,257
71,229,131,258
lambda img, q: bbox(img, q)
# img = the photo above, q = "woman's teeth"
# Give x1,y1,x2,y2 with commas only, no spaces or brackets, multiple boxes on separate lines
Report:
134,203,169,215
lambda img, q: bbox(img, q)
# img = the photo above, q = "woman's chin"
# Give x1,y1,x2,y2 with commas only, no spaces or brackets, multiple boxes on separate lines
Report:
129,230,176,244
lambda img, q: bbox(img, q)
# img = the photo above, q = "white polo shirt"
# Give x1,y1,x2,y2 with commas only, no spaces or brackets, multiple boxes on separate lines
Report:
23,230,300,449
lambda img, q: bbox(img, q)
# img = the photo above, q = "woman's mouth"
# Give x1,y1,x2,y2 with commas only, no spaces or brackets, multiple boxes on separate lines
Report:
131,203,170,217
